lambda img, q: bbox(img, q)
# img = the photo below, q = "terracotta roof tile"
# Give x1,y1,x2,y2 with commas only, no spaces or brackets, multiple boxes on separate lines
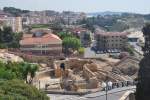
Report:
20,33,62,45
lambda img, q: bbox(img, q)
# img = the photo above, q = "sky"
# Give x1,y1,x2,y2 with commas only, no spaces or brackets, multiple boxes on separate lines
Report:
0,0,150,14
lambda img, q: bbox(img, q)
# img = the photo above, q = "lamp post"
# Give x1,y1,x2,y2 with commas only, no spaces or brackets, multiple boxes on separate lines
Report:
102,81,108,100
105,82,108,100
104,76,110,100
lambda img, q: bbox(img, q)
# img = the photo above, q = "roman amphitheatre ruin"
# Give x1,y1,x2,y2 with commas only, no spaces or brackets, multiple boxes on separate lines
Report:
33,56,140,93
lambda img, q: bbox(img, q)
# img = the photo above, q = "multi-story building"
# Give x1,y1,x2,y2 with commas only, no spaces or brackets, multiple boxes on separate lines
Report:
61,11,86,25
22,10,60,25
20,29,62,55
23,16,56,25
0,16,23,32
14,17,23,32
95,29,128,52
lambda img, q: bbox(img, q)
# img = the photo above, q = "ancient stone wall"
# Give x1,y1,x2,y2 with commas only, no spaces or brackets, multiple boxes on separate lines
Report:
83,64,99,89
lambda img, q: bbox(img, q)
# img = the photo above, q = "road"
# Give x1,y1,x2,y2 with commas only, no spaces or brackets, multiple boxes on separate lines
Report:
84,47,108,58
84,86,136,100
86,91,127,100
47,86,136,100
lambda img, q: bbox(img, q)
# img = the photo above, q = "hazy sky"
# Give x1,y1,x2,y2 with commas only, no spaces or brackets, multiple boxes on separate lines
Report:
0,0,150,14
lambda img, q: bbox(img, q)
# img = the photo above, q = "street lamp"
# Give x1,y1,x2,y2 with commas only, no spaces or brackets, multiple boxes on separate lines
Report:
102,81,108,100
105,82,108,100
102,79,112,100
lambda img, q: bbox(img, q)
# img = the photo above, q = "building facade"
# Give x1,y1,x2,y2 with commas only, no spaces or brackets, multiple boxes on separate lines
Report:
20,29,62,55
0,16,23,32
95,29,128,51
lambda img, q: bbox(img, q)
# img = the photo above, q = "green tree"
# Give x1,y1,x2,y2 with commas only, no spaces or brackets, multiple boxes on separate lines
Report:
2,27,13,43
28,64,38,84
57,32,73,39
0,61,38,83
3,7,29,17
19,62,38,84
0,79,49,100
62,37,81,54
0,26,22,48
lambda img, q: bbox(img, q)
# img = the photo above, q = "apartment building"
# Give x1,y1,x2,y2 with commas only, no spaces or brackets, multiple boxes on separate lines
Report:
61,11,86,24
0,16,22,32
20,29,62,55
23,16,56,25
95,29,128,52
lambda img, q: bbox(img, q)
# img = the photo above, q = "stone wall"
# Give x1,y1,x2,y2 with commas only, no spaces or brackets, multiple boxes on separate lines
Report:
54,58,92,78
83,64,99,89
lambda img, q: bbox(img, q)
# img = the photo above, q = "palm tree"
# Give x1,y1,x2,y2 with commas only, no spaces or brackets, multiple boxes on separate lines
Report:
20,62,38,84
28,64,38,84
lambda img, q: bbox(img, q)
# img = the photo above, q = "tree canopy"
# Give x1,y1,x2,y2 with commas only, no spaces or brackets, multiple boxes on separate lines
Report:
0,61,38,84
3,7,29,17
62,37,81,54
0,79,49,100
57,32,73,39
63,37,81,50
0,27,22,48
0,61,49,100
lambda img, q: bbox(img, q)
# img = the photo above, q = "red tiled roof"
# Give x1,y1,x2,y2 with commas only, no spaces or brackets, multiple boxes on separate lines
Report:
20,33,62,45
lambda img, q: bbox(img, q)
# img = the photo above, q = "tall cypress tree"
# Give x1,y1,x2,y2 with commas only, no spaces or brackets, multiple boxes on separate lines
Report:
136,24,150,100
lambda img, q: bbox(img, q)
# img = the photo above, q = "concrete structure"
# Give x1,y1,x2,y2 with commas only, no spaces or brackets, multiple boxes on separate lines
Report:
14,17,22,32
127,31,144,55
20,29,62,55
0,16,23,32
119,91,135,100
95,29,128,52
22,10,86,25
61,11,86,25
23,16,57,25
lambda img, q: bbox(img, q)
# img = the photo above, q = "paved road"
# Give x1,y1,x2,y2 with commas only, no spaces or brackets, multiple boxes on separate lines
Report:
86,91,127,100
47,86,136,100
